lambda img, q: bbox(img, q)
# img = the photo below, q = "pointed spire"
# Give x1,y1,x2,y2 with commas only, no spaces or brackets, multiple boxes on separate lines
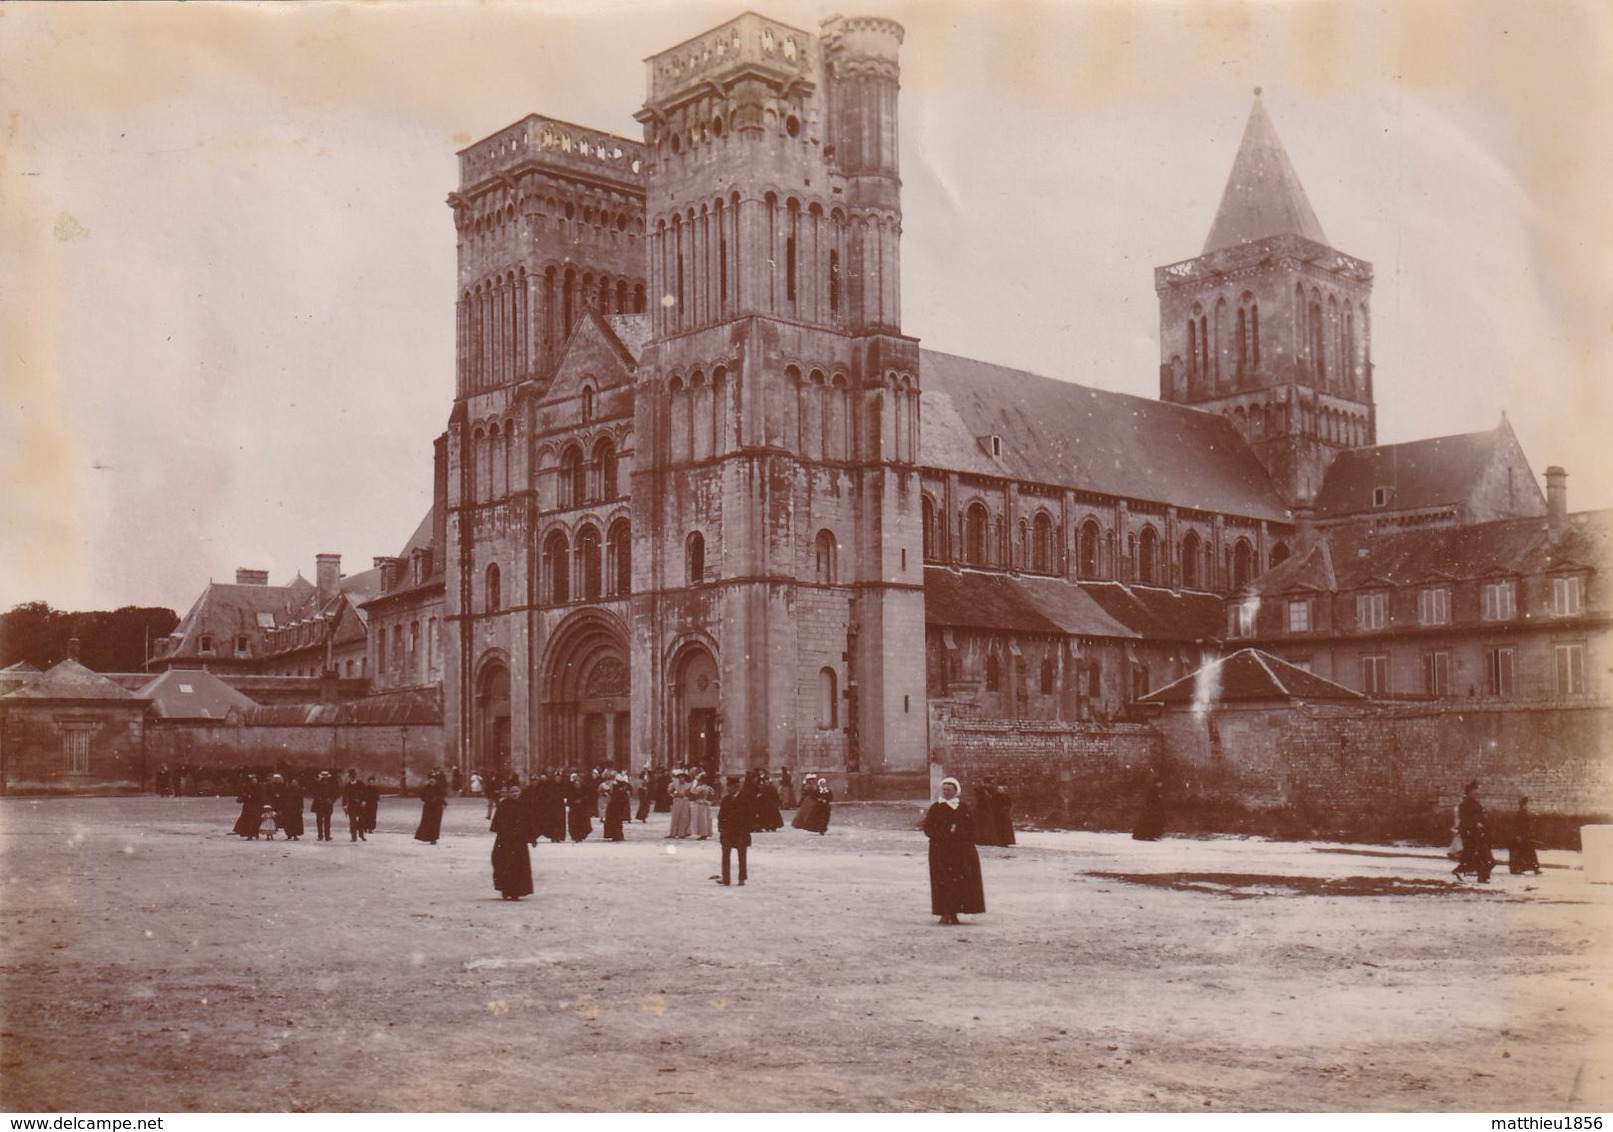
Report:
1202,90,1328,255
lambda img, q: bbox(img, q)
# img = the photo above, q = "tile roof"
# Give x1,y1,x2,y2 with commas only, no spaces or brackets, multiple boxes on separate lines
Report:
1138,647,1363,704
1202,94,1329,254
3,658,140,702
919,349,1288,521
924,568,1137,638
160,578,317,661
1251,510,1608,596
239,686,442,727
138,668,259,720
1078,582,1228,641
1313,425,1514,519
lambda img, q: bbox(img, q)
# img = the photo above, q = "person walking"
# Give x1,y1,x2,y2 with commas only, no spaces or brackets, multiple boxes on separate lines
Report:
1453,780,1496,883
565,772,594,842
717,774,758,886
362,777,381,836
341,770,366,842
274,774,305,842
667,770,694,839
635,767,654,824
691,771,716,840
791,773,821,832
490,784,533,901
1132,774,1166,841
923,776,986,925
414,769,449,844
604,773,632,841
1508,796,1542,876
232,775,263,838
310,771,337,841
779,767,796,810
754,771,783,832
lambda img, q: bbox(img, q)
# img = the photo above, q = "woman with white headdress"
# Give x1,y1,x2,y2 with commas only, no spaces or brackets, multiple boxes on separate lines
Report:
923,776,986,925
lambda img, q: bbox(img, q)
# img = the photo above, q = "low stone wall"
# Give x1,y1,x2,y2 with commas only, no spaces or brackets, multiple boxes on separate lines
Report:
144,720,449,794
927,701,1162,827
930,696,1611,846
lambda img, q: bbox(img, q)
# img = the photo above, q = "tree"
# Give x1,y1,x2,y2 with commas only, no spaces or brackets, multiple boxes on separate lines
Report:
0,603,179,672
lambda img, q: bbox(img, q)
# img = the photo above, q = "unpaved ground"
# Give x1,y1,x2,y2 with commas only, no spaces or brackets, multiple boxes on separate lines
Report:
1,795,1608,1112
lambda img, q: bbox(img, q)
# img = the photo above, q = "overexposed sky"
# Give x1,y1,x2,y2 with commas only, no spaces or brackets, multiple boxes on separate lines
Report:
3,0,1610,614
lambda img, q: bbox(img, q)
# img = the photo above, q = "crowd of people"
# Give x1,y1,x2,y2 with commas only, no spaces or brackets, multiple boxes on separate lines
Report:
210,761,1541,915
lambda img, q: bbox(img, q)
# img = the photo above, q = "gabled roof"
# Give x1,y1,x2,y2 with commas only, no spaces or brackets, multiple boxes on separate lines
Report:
1,661,40,674
3,658,139,702
1250,510,1609,596
1313,423,1540,520
138,668,258,719
919,349,1287,521
924,568,1137,638
161,577,317,661
1139,648,1363,705
1203,93,1328,254
603,313,651,364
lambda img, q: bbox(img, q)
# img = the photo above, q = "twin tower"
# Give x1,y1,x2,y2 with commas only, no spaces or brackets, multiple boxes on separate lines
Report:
442,14,1376,783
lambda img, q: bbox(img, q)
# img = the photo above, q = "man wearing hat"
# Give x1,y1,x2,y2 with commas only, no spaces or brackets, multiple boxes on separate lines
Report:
310,771,338,841
603,772,632,841
717,773,759,886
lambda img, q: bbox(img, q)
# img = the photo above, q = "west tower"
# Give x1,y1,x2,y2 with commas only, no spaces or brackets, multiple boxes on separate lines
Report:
441,118,648,775
629,13,927,788
1155,92,1375,507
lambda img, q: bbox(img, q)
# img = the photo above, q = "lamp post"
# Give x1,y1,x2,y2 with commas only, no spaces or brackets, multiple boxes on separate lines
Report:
400,726,410,795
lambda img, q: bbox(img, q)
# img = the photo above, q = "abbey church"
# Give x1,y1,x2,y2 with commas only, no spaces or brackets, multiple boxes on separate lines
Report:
64,10,1598,817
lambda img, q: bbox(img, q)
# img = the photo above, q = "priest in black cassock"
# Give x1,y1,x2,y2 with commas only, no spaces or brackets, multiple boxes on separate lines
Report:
490,784,534,901
923,776,986,925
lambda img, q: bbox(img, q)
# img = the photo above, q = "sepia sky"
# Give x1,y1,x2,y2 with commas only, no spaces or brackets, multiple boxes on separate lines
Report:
2,0,1610,616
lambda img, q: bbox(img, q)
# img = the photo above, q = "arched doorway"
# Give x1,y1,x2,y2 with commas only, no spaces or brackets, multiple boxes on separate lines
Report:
668,641,720,777
474,659,512,775
540,611,631,772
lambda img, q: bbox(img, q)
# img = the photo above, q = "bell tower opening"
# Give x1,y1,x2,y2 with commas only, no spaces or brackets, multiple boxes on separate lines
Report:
1154,90,1376,507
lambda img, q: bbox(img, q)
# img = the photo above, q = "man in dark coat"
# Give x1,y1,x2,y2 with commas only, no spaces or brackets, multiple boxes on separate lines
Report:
341,770,367,842
490,785,533,901
652,767,673,813
1508,796,1542,875
565,772,593,842
1132,774,1166,841
310,771,338,841
1453,780,1496,882
755,772,783,831
923,777,986,924
362,776,381,836
537,774,567,843
635,767,654,823
779,767,796,810
973,777,999,846
717,774,758,886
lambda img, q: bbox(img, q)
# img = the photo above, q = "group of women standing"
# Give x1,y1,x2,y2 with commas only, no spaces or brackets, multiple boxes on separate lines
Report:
789,773,834,834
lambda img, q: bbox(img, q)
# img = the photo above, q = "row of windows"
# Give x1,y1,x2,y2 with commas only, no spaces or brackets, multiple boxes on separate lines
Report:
1260,577,1586,637
375,618,439,684
467,428,623,508
1356,643,1587,698
924,498,1278,590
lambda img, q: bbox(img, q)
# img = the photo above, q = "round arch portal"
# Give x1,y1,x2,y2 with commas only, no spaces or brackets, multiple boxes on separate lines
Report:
539,611,631,772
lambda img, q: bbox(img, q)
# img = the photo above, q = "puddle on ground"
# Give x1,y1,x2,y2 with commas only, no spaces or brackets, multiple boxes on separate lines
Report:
1085,871,1516,899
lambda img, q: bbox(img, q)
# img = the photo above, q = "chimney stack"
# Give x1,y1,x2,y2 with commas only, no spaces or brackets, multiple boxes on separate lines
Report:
235,568,270,586
1546,466,1568,527
316,553,341,604
66,637,81,662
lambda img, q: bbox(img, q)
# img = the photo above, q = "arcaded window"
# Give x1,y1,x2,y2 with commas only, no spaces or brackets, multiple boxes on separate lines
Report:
560,444,585,509
486,563,501,613
1078,520,1101,579
1032,512,1055,574
1138,526,1160,586
608,519,632,597
575,525,602,602
965,503,990,566
595,435,618,500
813,529,837,585
818,667,838,728
686,531,706,586
922,496,939,562
544,531,570,605
1181,531,1201,589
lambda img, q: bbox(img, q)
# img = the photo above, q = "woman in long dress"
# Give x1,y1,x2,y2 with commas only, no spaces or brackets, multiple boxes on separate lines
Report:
232,776,262,838
603,774,632,842
490,785,533,901
923,777,986,925
275,776,305,842
414,770,448,844
565,772,594,842
691,772,715,840
667,771,694,839
790,773,819,831
1508,795,1542,875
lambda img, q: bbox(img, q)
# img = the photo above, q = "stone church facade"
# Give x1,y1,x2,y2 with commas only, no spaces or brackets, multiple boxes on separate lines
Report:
124,10,1599,812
